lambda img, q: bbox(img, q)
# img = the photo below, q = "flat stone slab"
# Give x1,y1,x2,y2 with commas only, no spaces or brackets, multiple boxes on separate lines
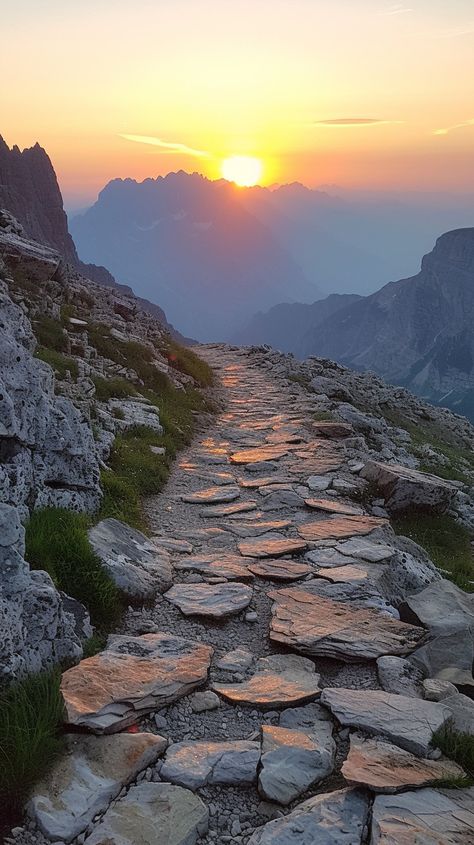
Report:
298,515,386,542
174,552,253,580
259,706,335,805
221,519,292,537
306,548,360,568
248,787,370,845
200,501,258,517
88,518,173,601
305,498,364,516
61,633,213,733
269,587,426,661
316,564,369,583
84,782,208,845
215,648,254,672
288,456,343,475
28,733,167,843
230,445,289,464
164,583,253,617
238,534,308,558
335,538,395,562
161,740,260,790
182,486,240,504
239,475,294,488
371,787,474,844
213,654,321,708
342,733,465,794
320,688,449,756
313,421,354,438
360,460,457,514
248,558,311,581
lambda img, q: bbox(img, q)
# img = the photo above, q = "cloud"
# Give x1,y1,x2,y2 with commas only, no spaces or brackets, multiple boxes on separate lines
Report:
119,134,210,158
433,119,474,136
378,4,413,15
314,118,402,127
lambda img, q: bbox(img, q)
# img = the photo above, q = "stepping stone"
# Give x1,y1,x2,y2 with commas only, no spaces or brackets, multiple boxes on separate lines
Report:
288,456,342,475
28,733,167,843
221,518,292,537
213,654,321,708
160,740,260,790
371,787,474,844
306,548,360,568
313,421,354,438
335,538,395,562
342,733,465,794
320,688,449,756
61,633,213,733
248,558,311,581
239,475,294,488
305,497,363,516
152,537,194,553
230,445,292,464
200,501,258,517
315,564,369,583
259,705,335,805
248,787,370,845
164,582,253,618
261,490,305,511
174,552,253,580
83,782,208,845
269,588,426,661
88,518,173,601
238,534,308,558
298,515,386,542
181,486,240,504
360,460,457,514
307,475,331,491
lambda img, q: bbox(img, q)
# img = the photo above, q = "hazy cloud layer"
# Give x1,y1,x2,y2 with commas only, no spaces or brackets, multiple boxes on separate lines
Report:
119,134,210,157
434,118,474,136
314,118,402,127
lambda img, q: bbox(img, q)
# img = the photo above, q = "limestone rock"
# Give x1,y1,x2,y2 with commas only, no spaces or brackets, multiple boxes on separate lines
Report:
320,688,449,756
182,486,240,504
304,498,363,516
423,678,459,701
371,787,474,844
248,558,311,581
312,421,354,438
174,552,253,580
335,538,395,562
213,654,321,708
376,656,424,698
342,733,464,794
161,740,260,790
248,787,370,845
83,782,208,845
164,582,252,617
88,519,173,601
61,633,213,733
199,501,258,517
230,445,289,464
28,733,167,842
215,648,254,672
442,693,474,734
298,514,386,542
269,587,426,662
238,534,308,558
360,461,457,514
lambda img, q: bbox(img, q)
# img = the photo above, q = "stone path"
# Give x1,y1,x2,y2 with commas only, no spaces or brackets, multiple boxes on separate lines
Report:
23,346,473,845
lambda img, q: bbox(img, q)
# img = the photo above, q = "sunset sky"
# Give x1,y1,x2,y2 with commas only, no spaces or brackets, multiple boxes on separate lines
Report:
2,0,474,208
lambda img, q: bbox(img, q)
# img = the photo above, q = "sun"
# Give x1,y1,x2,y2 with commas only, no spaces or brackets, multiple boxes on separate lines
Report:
221,156,263,187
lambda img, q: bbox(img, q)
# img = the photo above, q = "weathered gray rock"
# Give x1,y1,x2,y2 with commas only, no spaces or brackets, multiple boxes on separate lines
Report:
321,688,449,756
61,633,213,733
371,787,474,844
215,647,254,672
28,733,167,842
313,421,354,439
248,558,311,581
423,678,459,701
335,538,395,562
375,542,441,605
259,705,335,805
442,693,474,734
174,552,253,580
164,582,252,617
214,654,321,707
342,733,464,794
189,690,220,713
361,461,457,514
248,787,370,845
84,782,208,845
88,519,173,601
376,656,424,698
161,740,260,790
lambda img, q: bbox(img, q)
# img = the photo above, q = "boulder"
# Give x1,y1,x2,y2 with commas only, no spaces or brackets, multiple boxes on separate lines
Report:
371,788,474,844
61,633,213,733
160,740,260,790
83,782,208,845
360,461,456,514
213,654,321,708
88,519,173,601
28,733,167,842
376,656,424,698
321,688,449,756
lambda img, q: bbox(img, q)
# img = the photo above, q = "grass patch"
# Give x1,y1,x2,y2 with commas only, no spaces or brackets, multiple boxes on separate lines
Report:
164,340,214,386
288,373,311,388
93,376,137,401
432,720,474,783
33,314,68,352
392,510,474,591
0,671,65,821
25,508,121,628
82,633,107,658
312,410,335,421
35,347,78,380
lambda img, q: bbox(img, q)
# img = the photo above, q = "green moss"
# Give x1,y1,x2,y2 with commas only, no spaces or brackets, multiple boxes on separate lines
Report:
25,508,121,627
392,510,474,591
0,671,65,820
93,376,136,401
33,314,68,352
35,347,78,380
432,720,474,782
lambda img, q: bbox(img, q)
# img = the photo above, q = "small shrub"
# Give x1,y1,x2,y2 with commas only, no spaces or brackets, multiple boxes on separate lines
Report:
393,510,474,591
0,671,65,819
33,314,68,352
25,508,121,627
432,720,474,782
35,347,78,380
60,303,77,325
164,340,214,387
93,376,136,401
